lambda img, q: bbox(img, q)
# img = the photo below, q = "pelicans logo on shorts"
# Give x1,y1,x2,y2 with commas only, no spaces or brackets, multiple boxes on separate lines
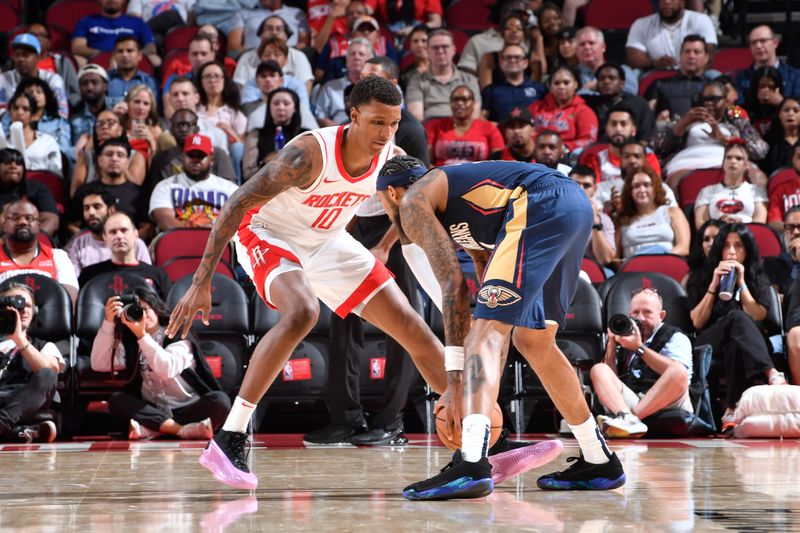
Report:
478,285,521,308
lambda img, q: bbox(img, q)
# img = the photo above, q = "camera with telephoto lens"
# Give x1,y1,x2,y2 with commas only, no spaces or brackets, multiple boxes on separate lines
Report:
118,294,143,321
0,295,27,335
608,314,643,337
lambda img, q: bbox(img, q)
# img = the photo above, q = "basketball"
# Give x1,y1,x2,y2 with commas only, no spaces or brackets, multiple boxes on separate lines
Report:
434,397,504,451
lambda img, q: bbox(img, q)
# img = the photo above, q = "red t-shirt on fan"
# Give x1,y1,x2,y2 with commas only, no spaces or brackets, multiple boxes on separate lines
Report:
426,118,504,167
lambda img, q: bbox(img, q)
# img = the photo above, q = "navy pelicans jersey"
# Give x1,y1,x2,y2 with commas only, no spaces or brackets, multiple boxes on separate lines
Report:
437,161,568,251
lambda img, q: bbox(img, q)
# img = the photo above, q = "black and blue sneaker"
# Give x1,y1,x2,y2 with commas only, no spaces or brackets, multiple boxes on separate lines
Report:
403,450,493,501
536,452,625,490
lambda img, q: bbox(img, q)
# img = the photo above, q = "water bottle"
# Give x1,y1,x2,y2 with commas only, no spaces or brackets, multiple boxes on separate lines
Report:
718,269,737,301
274,126,286,151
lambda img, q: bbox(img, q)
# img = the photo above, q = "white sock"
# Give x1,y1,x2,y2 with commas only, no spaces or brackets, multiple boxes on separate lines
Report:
461,414,491,463
222,396,256,433
569,415,611,465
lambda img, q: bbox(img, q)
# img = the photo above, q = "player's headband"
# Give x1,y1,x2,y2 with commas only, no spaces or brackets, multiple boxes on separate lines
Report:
376,165,428,191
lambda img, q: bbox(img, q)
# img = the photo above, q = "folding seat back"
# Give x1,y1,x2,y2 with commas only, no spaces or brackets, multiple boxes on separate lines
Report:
152,228,232,266
710,47,752,73
619,254,690,284
638,69,677,97
45,0,101,34
559,277,604,365
444,0,494,32
161,257,235,282
678,168,722,208
166,273,248,334
584,0,652,29
164,25,199,52
745,223,783,258
0,273,71,342
581,257,607,285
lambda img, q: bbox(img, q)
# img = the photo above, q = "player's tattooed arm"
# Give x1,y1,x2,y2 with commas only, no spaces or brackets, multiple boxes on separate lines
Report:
399,172,471,347
192,136,321,286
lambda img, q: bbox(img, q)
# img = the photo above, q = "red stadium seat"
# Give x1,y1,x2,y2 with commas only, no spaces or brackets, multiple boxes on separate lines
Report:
164,25,198,53
619,254,689,284
1,0,22,12
161,257,235,282
0,3,19,32
638,69,677,97
678,168,722,208
26,170,65,213
9,25,72,58
711,47,752,73
445,0,494,32
450,28,471,57
45,0,101,35
768,166,799,197
151,228,232,267
581,257,606,284
583,0,653,30
745,223,783,258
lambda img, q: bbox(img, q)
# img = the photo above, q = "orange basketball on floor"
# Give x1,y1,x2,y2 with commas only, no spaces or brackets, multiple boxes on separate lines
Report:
434,397,504,451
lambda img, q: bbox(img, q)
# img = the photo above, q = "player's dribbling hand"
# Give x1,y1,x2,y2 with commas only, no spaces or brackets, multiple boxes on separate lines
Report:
166,283,212,339
439,375,463,440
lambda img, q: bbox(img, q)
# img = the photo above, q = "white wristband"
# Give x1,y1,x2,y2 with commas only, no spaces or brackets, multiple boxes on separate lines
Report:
444,346,465,372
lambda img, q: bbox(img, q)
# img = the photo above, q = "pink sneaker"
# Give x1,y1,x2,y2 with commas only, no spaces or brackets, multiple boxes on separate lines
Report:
489,439,564,484
199,430,258,490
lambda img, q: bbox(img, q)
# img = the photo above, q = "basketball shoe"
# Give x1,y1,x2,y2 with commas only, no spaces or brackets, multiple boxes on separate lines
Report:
536,452,626,490
403,450,493,501
487,429,564,484
597,413,648,439
199,430,258,490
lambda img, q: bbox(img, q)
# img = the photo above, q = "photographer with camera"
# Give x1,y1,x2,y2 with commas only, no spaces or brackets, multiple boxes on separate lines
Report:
590,287,693,439
90,285,231,440
0,283,64,442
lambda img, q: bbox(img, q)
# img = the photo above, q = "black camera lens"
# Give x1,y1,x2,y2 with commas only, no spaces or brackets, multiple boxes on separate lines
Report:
122,302,143,321
608,314,635,336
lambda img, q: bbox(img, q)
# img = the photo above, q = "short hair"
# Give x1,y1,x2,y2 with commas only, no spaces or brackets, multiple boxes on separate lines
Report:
379,154,426,178
350,76,402,108
113,34,141,49
347,37,374,54
428,28,454,43
608,102,635,122
81,185,117,210
749,24,776,42
169,76,196,91
258,36,289,58
576,26,604,44
570,164,596,183
536,129,563,142
450,84,474,99
172,107,198,122
621,138,645,153
0,282,35,305
681,34,707,52
365,56,399,81
97,136,131,155
189,34,213,49
258,14,293,40
595,62,625,81
715,74,735,87
784,205,800,220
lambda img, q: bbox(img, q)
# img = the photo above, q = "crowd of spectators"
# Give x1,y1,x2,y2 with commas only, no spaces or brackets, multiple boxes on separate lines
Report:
0,0,799,443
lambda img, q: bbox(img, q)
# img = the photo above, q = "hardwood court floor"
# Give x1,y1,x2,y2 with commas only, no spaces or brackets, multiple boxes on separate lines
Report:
1,435,799,532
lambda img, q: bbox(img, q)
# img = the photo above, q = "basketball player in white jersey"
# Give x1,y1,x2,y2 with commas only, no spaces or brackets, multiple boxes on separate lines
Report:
167,77,556,493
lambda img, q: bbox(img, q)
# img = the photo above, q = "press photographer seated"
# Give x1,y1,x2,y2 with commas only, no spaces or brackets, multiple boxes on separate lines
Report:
590,288,693,439
90,286,231,440
0,283,64,443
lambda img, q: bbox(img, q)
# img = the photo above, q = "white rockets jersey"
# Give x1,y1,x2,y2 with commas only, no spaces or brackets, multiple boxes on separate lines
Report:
247,125,396,248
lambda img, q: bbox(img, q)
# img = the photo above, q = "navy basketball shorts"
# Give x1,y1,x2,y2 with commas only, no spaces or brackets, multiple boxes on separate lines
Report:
474,176,593,329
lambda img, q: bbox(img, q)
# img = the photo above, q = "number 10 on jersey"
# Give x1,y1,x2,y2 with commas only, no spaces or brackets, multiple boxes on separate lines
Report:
311,208,343,230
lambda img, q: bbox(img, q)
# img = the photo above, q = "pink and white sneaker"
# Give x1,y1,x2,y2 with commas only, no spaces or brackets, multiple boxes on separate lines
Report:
199,430,258,490
488,437,564,484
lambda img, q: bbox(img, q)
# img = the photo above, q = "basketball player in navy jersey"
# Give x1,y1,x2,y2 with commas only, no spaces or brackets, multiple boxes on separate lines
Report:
166,77,554,492
377,156,626,500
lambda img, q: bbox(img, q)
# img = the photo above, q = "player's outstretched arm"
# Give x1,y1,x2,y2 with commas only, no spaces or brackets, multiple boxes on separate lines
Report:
399,174,470,348
166,136,321,339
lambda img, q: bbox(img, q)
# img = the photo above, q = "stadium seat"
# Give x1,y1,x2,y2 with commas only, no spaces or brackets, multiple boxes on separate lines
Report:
162,49,188,83
581,257,607,285
167,273,249,334
0,3,18,32
444,0,494,32
599,272,694,335
638,69,677,97
253,294,331,401
151,228,232,267
1,0,21,12
678,168,722,208
161,257,235,282
745,222,783,258
619,254,690,284
559,277,604,365
164,24,199,53
1,273,72,344
763,285,785,337
9,25,72,56
583,0,652,30
768,166,798,197
711,47,752,73
26,170,65,213
45,0,101,35
450,28,471,57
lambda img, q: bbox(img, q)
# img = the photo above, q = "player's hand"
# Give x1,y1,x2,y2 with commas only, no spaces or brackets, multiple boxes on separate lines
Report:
166,282,211,339
439,373,463,441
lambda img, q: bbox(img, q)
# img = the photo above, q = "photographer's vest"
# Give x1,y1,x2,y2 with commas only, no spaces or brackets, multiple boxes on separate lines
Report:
616,323,680,395
0,244,58,282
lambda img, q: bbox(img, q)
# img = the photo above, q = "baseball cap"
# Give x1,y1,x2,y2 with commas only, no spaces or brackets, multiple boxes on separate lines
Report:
12,34,42,55
183,134,213,156
352,16,380,32
558,26,578,41
78,63,109,82
502,106,534,127
256,60,283,76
